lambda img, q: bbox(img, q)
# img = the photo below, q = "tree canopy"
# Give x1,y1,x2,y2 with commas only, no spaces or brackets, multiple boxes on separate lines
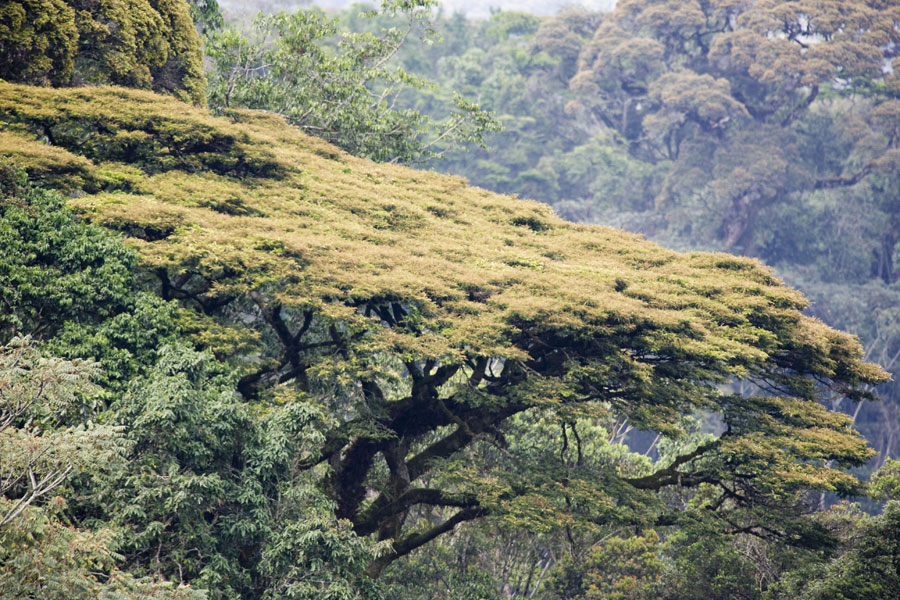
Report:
0,0,205,104
567,0,900,248
0,81,888,588
363,0,900,468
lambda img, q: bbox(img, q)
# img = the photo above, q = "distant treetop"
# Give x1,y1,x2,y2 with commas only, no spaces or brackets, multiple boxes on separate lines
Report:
0,0,206,104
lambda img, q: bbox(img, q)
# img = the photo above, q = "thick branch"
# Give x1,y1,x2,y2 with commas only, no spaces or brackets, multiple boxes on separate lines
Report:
331,436,381,520
355,488,479,537
623,439,718,490
781,85,818,127
814,163,873,189
406,400,529,482
364,506,487,578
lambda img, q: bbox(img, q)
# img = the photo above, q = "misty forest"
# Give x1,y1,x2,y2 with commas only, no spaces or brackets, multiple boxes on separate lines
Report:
2,0,900,598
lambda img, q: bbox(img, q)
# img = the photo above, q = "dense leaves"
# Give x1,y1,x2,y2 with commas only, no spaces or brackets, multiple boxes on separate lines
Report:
354,0,900,466
0,162,136,344
0,337,203,600
0,0,206,103
0,81,889,594
0,172,384,598
2,2,900,598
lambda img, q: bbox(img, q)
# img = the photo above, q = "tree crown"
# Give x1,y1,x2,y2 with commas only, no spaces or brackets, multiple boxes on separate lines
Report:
0,82,888,574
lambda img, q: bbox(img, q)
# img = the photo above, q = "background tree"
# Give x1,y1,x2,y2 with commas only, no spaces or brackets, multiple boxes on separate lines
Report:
767,497,900,600
0,0,205,103
204,0,498,163
185,0,223,34
543,531,664,600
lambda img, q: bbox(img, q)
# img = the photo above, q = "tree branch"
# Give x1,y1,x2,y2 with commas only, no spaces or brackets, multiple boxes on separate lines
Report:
814,162,873,189
623,439,719,490
364,506,487,578
354,488,479,537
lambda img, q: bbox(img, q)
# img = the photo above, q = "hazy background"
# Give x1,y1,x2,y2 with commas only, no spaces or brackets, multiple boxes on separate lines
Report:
218,0,616,19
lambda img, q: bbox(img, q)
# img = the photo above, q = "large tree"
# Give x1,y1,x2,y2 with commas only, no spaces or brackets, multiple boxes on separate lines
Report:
0,82,887,588
378,2,900,465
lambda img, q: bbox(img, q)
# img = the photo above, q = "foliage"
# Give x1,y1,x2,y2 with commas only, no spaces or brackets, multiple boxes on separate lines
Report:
0,336,203,599
0,0,205,103
102,343,387,599
185,0,223,35
0,499,206,600
3,5,900,594
0,162,388,598
106,343,258,595
380,533,504,600
768,501,900,600
0,0,77,86
0,161,183,404
0,336,123,527
0,160,137,345
353,1,900,469
204,1,498,163
870,458,900,501
0,83,887,593
543,531,664,600
659,518,768,600
257,485,386,600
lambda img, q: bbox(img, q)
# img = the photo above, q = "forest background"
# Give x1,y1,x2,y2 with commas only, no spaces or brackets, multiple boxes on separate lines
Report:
3,0,900,599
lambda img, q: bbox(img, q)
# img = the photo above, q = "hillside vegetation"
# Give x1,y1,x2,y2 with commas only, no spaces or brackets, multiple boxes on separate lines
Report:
2,1,900,597
0,80,895,598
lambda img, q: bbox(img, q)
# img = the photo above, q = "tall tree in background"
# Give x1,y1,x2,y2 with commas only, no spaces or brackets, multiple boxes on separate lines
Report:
571,0,900,249
205,0,498,163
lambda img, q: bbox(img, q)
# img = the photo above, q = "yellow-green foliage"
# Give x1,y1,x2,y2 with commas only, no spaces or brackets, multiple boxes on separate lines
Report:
0,82,886,389
0,0,205,104
1,84,892,563
0,0,77,85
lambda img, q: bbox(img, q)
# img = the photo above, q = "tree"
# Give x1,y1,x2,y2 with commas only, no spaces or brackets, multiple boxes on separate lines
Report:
0,160,184,407
569,0,900,248
0,160,138,345
768,499,900,600
185,0,223,35
0,337,119,528
0,335,205,600
204,1,498,163
543,531,664,600
0,0,206,104
0,0,77,86
0,163,384,598
363,2,900,468
559,0,900,464
0,82,887,587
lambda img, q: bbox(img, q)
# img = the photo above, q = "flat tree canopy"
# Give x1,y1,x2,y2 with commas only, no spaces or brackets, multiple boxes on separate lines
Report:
0,82,888,575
